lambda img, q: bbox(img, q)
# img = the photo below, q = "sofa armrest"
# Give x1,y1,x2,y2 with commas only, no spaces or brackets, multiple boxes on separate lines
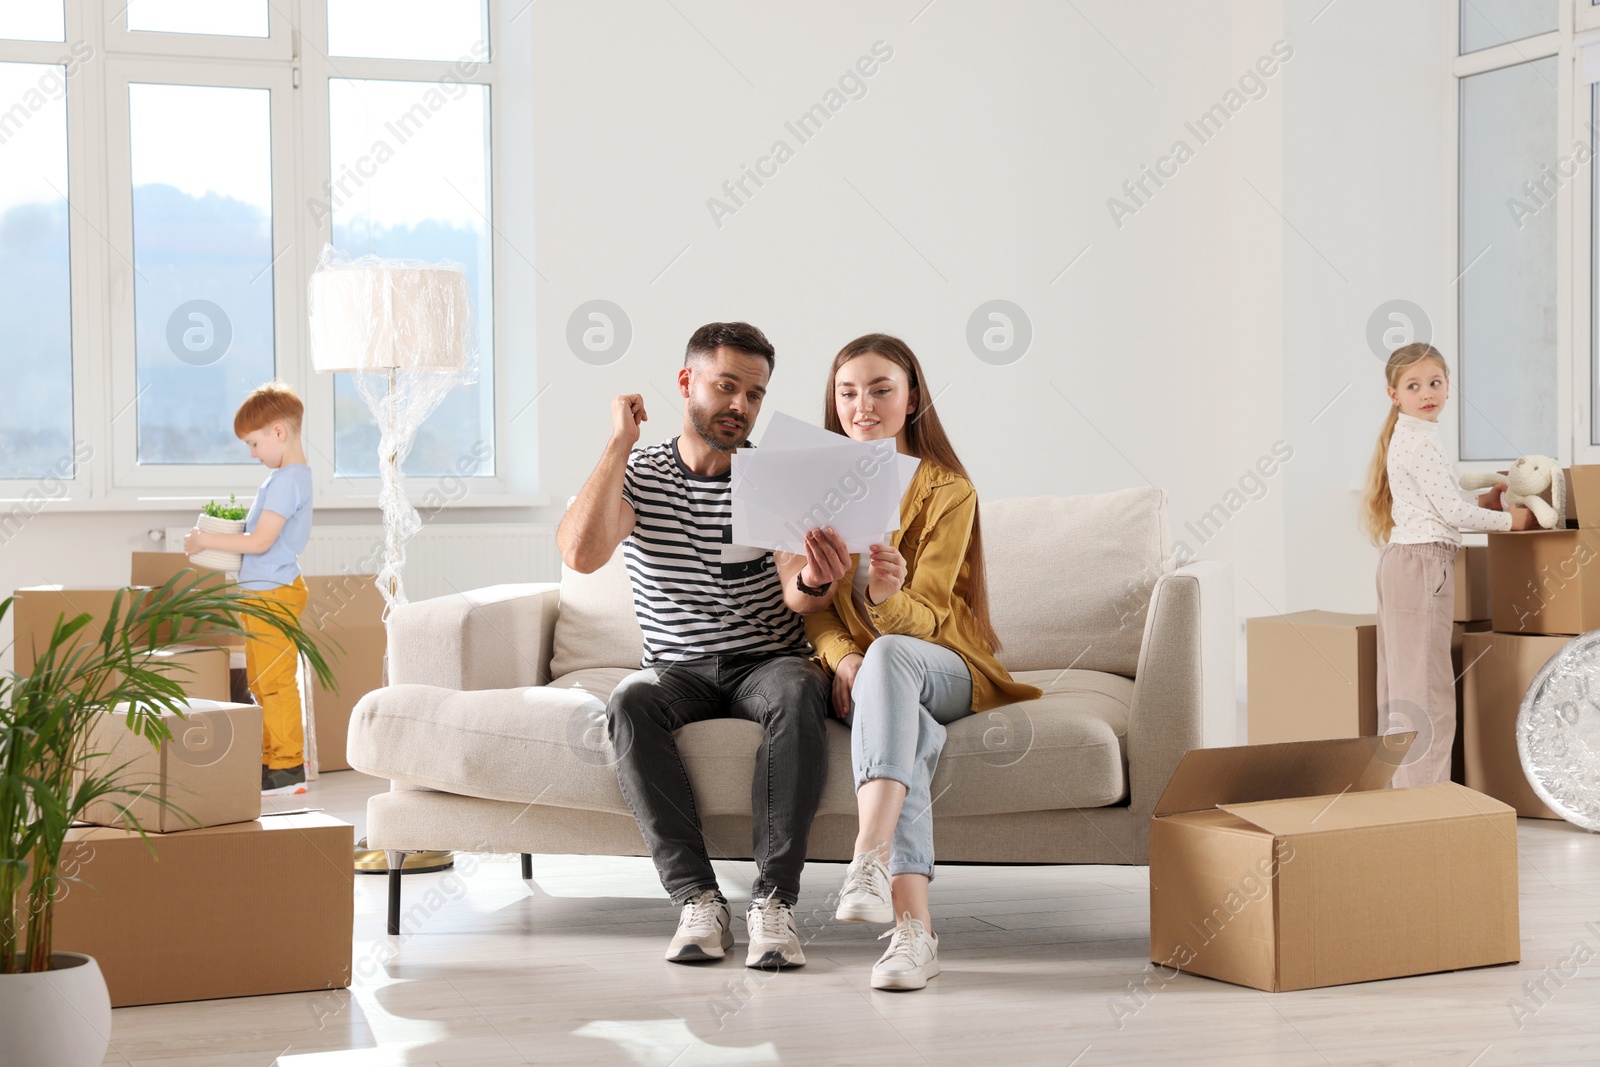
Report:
386,583,560,691
1126,559,1235,823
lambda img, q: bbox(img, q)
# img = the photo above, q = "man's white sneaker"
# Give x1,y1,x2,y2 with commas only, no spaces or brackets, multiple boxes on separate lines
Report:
835,851,893,923
665,890,733,963
871,913,939,991
745,894,805,970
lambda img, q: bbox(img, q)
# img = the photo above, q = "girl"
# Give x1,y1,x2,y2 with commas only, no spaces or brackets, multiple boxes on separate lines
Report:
803,333,1041,990
1360,343,1535,788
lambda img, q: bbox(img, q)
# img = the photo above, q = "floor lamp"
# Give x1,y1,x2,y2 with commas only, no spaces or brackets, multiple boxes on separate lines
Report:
308,249,476,875
307,250,477,614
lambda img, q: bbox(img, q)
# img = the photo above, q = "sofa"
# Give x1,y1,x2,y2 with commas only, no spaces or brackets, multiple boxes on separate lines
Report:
348,487,1234,932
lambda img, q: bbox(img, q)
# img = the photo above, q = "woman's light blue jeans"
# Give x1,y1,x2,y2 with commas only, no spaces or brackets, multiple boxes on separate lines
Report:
845,634,972,880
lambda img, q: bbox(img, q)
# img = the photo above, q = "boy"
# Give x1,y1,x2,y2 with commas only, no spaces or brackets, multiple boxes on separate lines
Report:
184,382,315,796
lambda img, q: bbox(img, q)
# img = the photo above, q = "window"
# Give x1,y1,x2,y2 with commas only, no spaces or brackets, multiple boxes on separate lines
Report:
129,82,276,465
0,59,74,480
1458,57,1559,461
1454,1,1600,466
0,0,530,504
327,75,495,478
326,0,485,61
1460,0,1559,54
125,1,268,39
0,2,64,43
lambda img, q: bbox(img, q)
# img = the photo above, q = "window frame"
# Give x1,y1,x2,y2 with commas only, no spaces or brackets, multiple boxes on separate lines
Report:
1449,1,1600,473
0,0,539,511
104,60,299,490
105,1,291,63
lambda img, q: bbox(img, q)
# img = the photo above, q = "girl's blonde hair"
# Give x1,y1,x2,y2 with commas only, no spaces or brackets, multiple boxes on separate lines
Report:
1360,343,1449,546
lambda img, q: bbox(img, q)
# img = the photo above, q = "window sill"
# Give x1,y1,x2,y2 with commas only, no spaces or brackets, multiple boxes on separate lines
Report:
0,494,551,513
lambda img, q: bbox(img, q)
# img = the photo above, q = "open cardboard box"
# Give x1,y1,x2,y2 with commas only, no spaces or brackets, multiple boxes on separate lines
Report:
1149,735,1520,992
1566,465,1599,527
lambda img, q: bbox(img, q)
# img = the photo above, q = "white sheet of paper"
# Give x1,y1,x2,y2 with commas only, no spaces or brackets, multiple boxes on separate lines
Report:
731,438,903,552
748,411,921,529
758,411,848,451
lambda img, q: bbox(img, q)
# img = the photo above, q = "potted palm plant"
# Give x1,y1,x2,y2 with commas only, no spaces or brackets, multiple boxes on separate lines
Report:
189,495,249,573
0,570,335,1066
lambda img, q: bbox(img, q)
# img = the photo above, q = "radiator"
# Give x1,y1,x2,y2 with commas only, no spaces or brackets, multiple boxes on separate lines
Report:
164,523,561,603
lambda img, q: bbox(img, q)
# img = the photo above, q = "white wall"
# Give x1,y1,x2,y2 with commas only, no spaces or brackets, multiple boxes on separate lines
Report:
0,1,1452,685
1279,0,1451,615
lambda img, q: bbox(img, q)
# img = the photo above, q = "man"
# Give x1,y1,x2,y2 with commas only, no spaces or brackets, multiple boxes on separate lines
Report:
557,321,851,969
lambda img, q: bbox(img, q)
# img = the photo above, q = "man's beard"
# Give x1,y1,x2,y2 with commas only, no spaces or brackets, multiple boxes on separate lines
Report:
688,400,747,453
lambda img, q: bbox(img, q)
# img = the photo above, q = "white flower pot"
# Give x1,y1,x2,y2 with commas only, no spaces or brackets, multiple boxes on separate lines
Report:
0,953,112,1067
190,512,246,574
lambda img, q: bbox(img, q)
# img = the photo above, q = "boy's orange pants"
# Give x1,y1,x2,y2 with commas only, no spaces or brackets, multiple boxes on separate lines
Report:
243,576,310,770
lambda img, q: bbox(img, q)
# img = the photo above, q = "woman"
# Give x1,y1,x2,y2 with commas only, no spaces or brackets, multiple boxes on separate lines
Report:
802,333,1041,990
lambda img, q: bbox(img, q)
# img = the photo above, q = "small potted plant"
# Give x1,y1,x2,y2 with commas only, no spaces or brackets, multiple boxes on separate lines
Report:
189,495,249,573
0,572,335,1065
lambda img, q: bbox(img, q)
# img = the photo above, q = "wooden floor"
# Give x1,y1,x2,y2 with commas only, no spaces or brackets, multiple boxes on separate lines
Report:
96,768,1600,1067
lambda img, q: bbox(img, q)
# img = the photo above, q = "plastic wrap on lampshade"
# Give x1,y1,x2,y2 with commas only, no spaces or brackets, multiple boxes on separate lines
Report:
1516,628,1600,832
307,246,479,612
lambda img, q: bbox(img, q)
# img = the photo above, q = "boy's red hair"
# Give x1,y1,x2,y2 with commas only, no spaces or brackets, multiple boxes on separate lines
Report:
233,381,304,437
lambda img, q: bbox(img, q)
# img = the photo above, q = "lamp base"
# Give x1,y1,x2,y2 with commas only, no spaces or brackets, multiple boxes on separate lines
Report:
354,837,454,874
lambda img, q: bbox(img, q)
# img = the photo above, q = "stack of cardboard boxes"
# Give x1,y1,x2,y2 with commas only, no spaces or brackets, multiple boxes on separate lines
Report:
1464,465,1600,819
8,552,385,1006
1246,466,1600,817
1179,467,1600,993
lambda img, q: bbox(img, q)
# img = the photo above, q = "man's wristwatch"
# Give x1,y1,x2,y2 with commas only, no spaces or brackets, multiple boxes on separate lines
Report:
794,572,832,598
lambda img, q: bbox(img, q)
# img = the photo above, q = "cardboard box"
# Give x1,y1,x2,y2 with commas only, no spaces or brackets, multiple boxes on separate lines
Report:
1453,546,1491,621
79,699,263,832
49,813,353,1007
1149,736,1520,992
1247,612,1377,744
1569,465,1600,528
1460,630,1570,819
303,574,386,772
128,552,240,650
130,551,228,591
129,555,387,771
1450,621,1494,785
12,586,155,675
1486,529,1600,635
117,643,232,703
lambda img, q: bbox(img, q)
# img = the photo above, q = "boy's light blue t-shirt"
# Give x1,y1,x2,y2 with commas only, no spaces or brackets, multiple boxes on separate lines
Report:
237,464,313,591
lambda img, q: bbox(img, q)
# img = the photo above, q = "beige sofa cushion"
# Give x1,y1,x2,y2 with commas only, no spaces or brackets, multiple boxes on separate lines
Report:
982,488,1170,677
548,551,644,677
349,665,1131,818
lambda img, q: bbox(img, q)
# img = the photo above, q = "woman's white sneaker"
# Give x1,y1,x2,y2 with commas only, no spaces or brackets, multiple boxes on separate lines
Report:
665,889,733,963
871,913,939,991
835,851,893,923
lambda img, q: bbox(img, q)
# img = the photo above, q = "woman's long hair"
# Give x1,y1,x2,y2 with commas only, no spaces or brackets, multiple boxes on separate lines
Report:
823,333,1003,652
1360,343,1449,546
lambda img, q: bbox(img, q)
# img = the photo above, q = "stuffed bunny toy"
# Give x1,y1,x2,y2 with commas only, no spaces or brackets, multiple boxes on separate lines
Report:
1460,455,1565,530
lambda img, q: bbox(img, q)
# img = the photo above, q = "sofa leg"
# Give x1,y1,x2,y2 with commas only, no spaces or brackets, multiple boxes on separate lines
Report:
520,853,532,881
385,849,407,936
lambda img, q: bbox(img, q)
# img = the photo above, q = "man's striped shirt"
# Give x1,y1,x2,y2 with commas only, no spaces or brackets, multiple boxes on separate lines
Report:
620,438,808,666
